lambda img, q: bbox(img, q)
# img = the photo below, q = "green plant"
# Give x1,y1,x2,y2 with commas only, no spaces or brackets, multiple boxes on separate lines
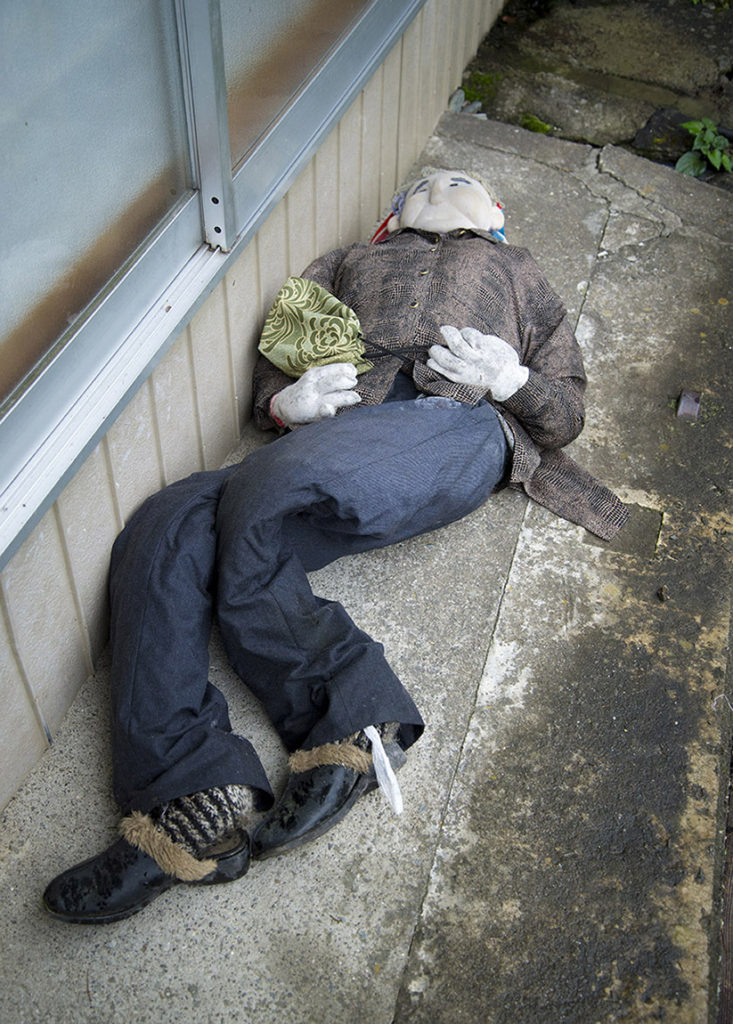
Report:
520,113,553,134
463,70,502,105
691,0,730,10
675,118,732,176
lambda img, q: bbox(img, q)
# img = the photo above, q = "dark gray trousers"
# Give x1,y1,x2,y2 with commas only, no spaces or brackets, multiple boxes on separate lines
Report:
108,393,509,813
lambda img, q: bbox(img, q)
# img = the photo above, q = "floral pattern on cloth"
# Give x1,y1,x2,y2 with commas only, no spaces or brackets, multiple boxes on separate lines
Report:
258,276,374,378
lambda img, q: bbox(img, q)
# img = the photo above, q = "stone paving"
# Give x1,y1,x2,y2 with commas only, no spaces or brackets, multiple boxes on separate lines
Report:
0,113,730,1023
462,0,733,187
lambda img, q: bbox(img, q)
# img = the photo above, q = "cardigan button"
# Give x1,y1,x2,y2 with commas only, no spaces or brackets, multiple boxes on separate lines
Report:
418,268,429,275
409,300,419,308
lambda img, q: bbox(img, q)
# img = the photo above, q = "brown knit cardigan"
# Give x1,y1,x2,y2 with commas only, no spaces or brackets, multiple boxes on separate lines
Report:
252,228,629,540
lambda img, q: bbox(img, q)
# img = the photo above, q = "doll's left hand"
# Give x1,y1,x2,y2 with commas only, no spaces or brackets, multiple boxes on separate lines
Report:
427,325,529,401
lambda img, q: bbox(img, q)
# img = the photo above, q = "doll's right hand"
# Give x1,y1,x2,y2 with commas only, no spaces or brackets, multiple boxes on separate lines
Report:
270,363,361,427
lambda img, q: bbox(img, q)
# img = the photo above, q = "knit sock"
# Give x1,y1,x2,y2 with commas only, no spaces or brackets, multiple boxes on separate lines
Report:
152,784,252,858
349,721,400,751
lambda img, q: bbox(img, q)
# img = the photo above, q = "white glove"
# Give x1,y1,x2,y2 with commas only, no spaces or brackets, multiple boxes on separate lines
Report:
270,363,361,427
427,326,529,402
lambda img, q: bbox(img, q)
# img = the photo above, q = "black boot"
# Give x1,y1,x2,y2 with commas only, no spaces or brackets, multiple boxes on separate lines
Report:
43,785,252,924
251,727,406,859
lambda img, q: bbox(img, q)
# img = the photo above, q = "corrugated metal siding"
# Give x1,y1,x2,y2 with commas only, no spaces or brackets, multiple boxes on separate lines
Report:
0,0,503,811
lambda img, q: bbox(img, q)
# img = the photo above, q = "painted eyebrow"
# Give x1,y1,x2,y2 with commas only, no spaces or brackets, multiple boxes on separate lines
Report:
411,179,429,193
450,176,472,185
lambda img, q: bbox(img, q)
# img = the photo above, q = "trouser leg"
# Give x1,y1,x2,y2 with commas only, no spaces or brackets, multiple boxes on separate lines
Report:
215,397,508,753
108,468,273,814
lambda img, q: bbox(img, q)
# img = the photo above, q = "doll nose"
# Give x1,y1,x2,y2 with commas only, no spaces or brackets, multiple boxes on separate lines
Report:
428,178,447,204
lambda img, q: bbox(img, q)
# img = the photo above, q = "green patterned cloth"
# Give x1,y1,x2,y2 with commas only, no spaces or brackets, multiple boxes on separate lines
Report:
258,276,373,378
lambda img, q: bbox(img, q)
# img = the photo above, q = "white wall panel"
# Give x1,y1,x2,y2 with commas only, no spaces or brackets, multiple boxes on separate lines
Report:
378,41,403,208
223,243,263,425
1,513,89,735
105,380,165,525
358,66,385,238
54,444,119,664
314,128,342,255
450,3,466,96
433,1,455,138
462,0,478,68
255,201,290,320
417,2,440,128
0,606,48,809
482,0,497,36
285,161,319,276
396,18,421,185
150,331,203,485
0,0,501,812
337,95,365,248
188,286,239,471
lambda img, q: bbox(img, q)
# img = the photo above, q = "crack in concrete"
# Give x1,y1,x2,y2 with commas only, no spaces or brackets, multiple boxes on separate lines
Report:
572,154,613,328
394,506,529,1020
440,115,732,252
594,151,683,232
432,120,677,249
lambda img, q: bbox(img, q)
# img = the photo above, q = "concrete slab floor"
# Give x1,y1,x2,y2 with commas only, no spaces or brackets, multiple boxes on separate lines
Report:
0,115,730,1024
463,0,733,175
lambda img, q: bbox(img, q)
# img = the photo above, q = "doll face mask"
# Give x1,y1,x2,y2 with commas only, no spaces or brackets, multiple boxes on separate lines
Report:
392,171,504,235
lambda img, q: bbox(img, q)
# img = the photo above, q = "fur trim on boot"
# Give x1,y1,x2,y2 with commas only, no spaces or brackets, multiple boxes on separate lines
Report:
289,741,372,775
120,811,217,882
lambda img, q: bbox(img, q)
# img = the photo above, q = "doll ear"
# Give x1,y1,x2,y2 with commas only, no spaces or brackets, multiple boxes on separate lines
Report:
387,214,401,233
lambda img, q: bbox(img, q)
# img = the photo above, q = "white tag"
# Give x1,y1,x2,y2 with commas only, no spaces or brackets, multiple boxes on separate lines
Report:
364,726,403,815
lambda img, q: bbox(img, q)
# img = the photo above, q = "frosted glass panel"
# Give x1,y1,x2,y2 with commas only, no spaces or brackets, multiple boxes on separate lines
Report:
0,0,191,404
222,0,372,168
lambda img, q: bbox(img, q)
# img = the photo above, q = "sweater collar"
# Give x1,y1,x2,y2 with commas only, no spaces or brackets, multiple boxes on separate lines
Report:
385,226,506,245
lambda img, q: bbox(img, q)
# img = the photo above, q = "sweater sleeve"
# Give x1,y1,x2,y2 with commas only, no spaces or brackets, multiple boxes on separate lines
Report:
251,354,293,432
499,255,587,450
500,365,585,449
